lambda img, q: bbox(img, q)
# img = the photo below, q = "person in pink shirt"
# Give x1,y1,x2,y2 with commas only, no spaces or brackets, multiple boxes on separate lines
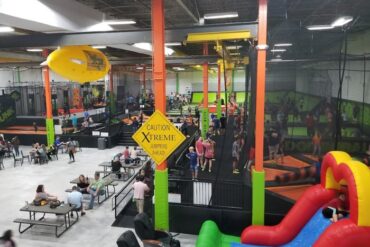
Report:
122,146,131,164
132,175,150,214
203,137,215,172
196,137,204,169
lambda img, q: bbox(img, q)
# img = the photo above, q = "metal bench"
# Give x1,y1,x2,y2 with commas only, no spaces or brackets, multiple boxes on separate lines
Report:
14,218,64,237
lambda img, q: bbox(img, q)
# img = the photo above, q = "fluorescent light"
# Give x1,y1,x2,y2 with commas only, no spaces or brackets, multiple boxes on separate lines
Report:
271,49,286,52
204,12,238,20
104,19,136,25
92,46,107,49
226,45,241,50
229,52,240,56
331,16,353,27
0,26,15,32
173,67,185,71
165,42,182,46
132,42,175,56
306,25,334,31
136,66,144,70
27,48,43,52
274,43,292,47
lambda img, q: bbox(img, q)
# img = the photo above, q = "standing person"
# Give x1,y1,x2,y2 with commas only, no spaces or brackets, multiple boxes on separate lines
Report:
132,117,139,132
11,136,20,156
33,122,38,132
71,114,78,132
312,131,322,157
86,172,104,210
195,106,200,120
67,186,86,217
67,138,76,162
195,137,204,170
186,146,198,180
277,138,285,164
203,137,215,172
83,109,89,121
0,230,16,247
132,175,149,214
64,102,70,117
268,128,280,162
212,115,220,135
220,113,226,135
305,113,315,137
232,137,241,174
244,145,255,171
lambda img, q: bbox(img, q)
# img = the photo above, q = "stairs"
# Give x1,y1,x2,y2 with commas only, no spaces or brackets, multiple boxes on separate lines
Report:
117,131,138,146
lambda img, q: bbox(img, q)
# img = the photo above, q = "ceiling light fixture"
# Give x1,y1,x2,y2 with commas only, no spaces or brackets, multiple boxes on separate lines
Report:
226,45,241,50
136,66,144,70
165,42,182,46
0,26,15,32
92,46,107,49
204,12,238,20
271,49,286,52
27,48,43,52
132,42,175,56
173,67,185,71
274,43,292,47
306,25,334,31
229,52,240,56
331,16,353,27
104,19,136,25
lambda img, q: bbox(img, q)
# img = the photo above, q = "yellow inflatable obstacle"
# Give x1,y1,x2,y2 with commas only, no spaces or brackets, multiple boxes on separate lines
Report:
47,45,110,83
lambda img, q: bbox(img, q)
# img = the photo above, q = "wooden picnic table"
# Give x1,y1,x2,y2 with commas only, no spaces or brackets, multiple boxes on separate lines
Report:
14,203,77,237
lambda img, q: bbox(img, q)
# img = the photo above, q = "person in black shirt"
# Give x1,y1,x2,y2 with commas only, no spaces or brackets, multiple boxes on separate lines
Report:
112,156,123,179
268,128,280,162
220,113,226,135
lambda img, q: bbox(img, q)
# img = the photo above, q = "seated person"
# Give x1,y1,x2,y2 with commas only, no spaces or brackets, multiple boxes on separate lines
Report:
322,193,349,222
122,146,131,164
35,144,48,163
111,156,123,179
34,184,57,203
46,144,57,160
77,175,90,194
86,172,105,210
130,147,141,164
67,186,86,217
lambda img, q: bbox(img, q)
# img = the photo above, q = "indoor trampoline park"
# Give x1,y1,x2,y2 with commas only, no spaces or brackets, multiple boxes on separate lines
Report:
0,0,370,247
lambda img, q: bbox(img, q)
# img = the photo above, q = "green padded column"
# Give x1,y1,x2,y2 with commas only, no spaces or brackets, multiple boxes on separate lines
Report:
154,168,169,230
216,99,222,119
45,118,55,147
201,108,209,139
176,73,179,94
252,169,265,225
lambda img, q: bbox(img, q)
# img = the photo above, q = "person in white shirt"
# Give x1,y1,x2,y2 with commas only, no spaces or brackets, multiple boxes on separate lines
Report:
132,176,149,214
67,186,85,217
130,147,141,164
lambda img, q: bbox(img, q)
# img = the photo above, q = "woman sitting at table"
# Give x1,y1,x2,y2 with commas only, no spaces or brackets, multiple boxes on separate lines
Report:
77,175,90,194
34,184,57,203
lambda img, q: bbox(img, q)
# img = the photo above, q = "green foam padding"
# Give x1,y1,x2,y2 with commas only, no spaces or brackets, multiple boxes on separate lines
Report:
46,118,55,147
252,169,265,225
196,220,240,247
154,169,169,230
287,127,307,136
202,108,209,139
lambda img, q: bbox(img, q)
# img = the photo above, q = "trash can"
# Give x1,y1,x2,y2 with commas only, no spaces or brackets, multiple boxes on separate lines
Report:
97,137,106,150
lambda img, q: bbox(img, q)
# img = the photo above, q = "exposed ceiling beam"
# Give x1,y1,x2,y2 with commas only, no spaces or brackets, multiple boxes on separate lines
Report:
0,51,43,61
174,0,198,23
0,23,257,49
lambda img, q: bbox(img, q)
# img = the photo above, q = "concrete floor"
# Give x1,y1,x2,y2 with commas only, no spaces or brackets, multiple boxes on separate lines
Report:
0,145,196,247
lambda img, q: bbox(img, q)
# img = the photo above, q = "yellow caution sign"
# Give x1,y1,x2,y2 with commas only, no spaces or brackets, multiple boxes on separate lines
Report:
132,110,186,165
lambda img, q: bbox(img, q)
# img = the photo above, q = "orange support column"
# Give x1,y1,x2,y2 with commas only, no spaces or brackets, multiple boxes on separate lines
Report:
151,0,169,230
202,43,209,138
42,49,55,147
252,0,268,225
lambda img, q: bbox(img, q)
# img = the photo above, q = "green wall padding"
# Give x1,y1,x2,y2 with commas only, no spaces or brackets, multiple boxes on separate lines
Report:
154,169,169,230
252,169,265,225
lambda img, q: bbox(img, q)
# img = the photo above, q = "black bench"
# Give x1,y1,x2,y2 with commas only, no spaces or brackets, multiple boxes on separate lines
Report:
14,218,64,237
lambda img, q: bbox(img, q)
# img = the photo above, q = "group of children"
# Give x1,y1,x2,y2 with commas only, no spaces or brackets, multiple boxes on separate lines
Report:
185,136,216,180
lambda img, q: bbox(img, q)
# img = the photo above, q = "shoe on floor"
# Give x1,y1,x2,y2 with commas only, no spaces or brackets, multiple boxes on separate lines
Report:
81,212,86,216
208,169,211,172
71,213,74,218
233,170,240,174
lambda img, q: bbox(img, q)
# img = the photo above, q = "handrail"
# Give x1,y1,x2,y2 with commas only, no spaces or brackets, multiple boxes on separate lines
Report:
113,164,144,217
175,130,199,165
